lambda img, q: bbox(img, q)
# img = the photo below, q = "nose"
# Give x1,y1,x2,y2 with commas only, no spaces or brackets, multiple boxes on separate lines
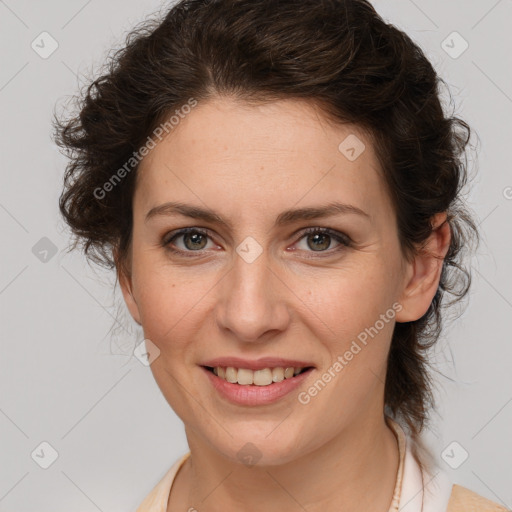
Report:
215,245,291,343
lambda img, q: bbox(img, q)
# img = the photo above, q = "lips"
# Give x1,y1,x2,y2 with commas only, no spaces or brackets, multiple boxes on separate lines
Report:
199,356,315,405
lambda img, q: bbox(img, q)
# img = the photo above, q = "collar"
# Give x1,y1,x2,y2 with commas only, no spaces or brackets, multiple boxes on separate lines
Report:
386,417,453,512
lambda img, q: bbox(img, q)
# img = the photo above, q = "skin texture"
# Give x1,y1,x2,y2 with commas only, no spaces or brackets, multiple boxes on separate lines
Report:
119,97,451,511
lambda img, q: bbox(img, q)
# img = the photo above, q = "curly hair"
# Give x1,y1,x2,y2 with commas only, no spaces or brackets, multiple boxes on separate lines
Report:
53,0,479,454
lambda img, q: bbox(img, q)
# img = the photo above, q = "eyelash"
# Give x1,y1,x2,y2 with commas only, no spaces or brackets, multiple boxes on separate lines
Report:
161,227,352,258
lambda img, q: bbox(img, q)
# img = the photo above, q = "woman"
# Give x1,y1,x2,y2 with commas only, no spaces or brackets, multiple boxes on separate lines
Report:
53,0,507,510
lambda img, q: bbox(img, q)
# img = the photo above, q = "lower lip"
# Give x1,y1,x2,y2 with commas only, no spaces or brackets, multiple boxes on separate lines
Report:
202,366,314,406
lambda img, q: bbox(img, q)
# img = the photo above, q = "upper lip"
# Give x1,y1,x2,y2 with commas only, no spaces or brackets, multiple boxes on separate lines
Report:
201,357,315,371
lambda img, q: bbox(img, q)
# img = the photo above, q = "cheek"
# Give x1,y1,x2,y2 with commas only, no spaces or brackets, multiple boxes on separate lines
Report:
132,261,217,354
302,261,395,342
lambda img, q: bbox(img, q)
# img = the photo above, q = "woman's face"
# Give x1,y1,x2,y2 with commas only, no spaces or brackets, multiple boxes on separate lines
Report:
120,97,420,465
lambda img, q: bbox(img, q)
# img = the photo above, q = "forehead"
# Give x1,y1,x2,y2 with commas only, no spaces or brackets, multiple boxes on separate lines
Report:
135,97,393,224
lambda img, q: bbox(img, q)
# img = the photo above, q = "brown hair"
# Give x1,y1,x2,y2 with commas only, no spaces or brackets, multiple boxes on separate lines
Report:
53,0,479,451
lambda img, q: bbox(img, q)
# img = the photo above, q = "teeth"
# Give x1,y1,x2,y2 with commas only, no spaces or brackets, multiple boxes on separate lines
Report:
253,368,273,386
284,367,295,379
225,367,238,383
212,366,306,386
272,367,284,382
237,368,253,385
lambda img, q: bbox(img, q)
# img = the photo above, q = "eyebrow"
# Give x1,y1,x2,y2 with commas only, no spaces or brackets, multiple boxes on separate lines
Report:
145,201,370,229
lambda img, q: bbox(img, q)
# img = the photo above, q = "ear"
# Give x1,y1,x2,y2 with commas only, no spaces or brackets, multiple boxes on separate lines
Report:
115,249,142,326
395,212,451,323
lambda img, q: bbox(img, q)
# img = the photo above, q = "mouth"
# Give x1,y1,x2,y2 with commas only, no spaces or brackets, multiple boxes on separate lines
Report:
202,365,314,386
200,363,315,406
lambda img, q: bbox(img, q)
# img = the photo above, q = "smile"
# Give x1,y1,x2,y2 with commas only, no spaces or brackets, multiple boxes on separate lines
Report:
206,366,310,386
201,363,315,406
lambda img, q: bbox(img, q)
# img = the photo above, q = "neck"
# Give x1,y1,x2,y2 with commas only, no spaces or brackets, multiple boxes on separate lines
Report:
170,412,400,512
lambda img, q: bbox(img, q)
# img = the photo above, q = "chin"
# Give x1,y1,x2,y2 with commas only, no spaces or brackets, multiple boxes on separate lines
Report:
204,425,312,467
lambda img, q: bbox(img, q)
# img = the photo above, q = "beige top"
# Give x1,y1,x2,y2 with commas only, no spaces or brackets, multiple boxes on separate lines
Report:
136,417,508,511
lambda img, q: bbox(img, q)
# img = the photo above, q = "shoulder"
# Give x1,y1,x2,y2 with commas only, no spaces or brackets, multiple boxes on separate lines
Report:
136,453,190,512
447,484,510,512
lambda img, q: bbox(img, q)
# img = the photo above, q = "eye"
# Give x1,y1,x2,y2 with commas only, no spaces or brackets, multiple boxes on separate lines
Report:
292,227,351,256
163,228,217,256
162,226,351,258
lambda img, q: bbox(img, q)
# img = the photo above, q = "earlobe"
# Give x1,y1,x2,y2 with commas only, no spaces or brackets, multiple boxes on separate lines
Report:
395,213,451,323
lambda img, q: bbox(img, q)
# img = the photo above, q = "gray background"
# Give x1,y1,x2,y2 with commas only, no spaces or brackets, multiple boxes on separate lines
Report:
1,0,511,510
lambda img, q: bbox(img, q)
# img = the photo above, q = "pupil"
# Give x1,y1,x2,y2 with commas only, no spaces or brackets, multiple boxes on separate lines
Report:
308,233,330,251
185,232,207,250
